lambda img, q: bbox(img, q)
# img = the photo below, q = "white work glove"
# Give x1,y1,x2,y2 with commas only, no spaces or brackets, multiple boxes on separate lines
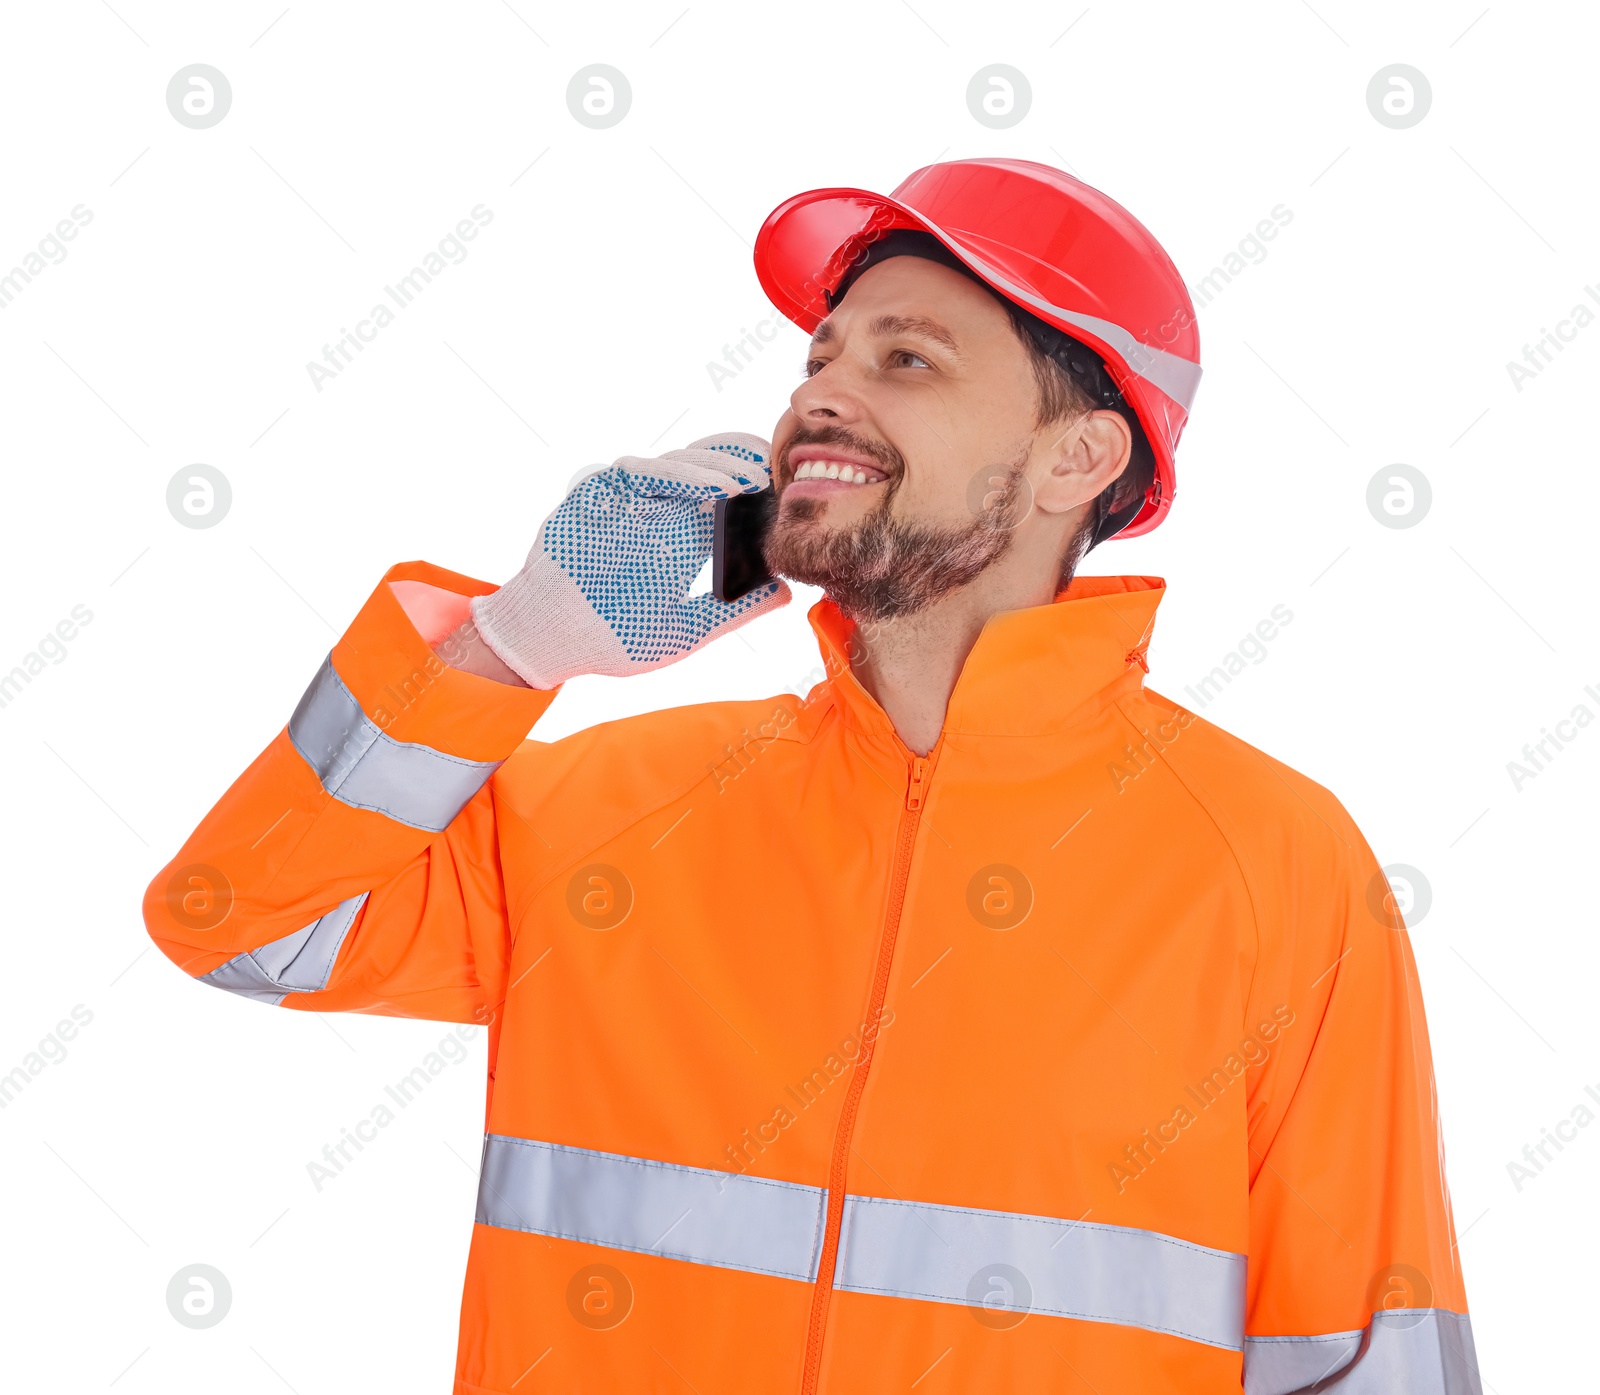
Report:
470,432,790,689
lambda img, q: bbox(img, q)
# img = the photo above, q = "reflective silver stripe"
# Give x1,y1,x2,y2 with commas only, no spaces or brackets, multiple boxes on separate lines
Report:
476,1135,826,1282
836,1193,1245,1350
912,214,1204,413
288,655,500,833
1245,1310,1481,1395
1246,1326,1362,1392
475,1134,1242,1348
200,893,368,1006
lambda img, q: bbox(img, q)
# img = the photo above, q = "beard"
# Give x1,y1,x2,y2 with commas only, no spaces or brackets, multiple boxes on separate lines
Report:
762,427,1031,624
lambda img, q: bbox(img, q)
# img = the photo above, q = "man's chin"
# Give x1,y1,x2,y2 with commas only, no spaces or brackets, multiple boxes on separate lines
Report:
763,503,1017,625
774,489,883,527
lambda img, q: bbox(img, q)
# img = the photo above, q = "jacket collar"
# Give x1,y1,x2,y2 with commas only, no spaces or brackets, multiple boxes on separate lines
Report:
798,575,1166,751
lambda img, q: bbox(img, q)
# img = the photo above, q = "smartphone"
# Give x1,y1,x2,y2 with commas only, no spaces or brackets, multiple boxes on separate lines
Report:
712,488,778,603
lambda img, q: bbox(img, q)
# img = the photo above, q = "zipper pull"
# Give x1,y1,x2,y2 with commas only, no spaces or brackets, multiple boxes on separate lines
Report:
905,756,927,811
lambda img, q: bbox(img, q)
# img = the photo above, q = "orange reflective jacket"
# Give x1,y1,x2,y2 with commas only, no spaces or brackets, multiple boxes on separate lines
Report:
144,564,1479,1394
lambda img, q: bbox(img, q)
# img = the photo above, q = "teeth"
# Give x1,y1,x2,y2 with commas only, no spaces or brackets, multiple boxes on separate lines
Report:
791,458,880,484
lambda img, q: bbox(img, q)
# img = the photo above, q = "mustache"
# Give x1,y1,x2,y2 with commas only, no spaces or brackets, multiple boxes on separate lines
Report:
778,425,905,481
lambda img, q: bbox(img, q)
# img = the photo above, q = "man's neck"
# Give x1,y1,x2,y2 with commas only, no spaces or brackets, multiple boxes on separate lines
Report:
847,559,1065,757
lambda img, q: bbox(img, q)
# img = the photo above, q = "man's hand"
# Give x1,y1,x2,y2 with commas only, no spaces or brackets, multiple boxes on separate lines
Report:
469,433,790,689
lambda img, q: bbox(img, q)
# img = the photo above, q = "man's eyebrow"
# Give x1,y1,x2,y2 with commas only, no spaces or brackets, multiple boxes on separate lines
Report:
869,313,967,360
809,312,968,362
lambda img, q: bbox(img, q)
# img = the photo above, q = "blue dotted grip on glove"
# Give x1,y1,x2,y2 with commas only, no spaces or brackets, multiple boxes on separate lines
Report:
541,441,780,666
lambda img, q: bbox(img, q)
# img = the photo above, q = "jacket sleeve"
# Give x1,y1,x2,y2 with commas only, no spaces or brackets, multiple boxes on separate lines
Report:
1239,801,1480,1395
142,561,557,1024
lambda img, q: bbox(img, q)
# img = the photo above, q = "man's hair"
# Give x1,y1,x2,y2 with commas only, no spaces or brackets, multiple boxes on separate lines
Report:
827,229,1154,583
998,298,1155,582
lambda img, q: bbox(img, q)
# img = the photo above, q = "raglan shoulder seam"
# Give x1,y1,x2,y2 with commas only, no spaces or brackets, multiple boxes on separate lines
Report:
1108,694,1266,1030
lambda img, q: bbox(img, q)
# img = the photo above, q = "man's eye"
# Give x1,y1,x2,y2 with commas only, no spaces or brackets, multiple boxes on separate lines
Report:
803,358,826,378
889,350,931,369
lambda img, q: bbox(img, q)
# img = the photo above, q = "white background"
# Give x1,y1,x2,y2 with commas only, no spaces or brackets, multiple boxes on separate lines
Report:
1,1,1594,1389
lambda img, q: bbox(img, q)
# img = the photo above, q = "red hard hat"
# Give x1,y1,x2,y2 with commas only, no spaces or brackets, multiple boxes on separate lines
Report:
753,158,1201,537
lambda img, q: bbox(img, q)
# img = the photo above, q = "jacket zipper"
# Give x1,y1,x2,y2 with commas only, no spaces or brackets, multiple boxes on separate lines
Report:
799,750,933,1394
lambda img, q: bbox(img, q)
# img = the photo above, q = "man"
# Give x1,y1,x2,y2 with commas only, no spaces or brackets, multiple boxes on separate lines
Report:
145,159,1479,1393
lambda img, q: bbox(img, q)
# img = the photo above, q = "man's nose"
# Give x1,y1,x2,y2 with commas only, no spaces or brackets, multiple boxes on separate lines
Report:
789,352,870,425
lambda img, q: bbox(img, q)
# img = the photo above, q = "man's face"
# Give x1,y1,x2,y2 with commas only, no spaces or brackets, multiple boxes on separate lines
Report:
763,255,1057,621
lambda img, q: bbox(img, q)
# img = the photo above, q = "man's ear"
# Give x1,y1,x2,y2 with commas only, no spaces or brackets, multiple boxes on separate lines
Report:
1033,409,1133,516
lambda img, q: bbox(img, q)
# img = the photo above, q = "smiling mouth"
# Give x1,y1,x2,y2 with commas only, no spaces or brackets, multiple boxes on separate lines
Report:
783,455,890,493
